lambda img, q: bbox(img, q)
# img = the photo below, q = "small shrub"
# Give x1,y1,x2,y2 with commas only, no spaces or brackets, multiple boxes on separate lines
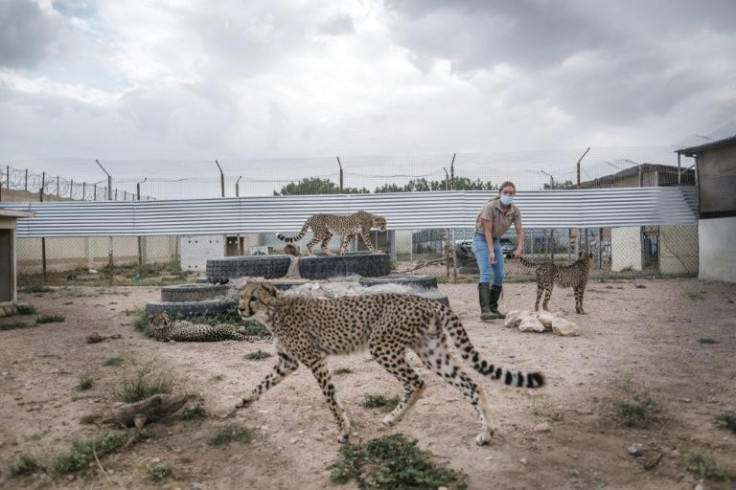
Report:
208,425,254,446
715,412,736,434
684,448,729,482
20,285,52,294
330,433,468,489
613,377,669,429
117,364,174,403
9,453,40,477
103,356,124,367
180,405,207,420
244,350,272,361
77,376,94,390
141,460,173,483
15,304,37,315
51,430,132,474
131,309,149,334
684,290,706,301
0,322,36,331
27,431,48,442
36,314,65,324
361,394,400,412
210,374,225,382
334,367,354,375
698,338,719,344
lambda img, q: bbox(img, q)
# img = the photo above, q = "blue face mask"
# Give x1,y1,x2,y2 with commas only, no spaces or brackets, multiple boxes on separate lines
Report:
500,195,514,206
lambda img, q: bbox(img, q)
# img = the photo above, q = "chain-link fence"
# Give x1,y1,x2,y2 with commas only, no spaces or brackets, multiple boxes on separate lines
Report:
1,149,698,285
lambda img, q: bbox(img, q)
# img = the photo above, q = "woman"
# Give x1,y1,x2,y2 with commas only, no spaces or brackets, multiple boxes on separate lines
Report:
472,181,524,321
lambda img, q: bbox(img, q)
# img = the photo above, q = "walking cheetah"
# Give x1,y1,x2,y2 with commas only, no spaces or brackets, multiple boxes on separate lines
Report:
276,210,387,256
234,281,545,445
520,251,594,314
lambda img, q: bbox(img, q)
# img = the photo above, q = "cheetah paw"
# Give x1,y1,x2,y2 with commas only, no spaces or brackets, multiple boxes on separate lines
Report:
475,431,491,446
235,397,254,409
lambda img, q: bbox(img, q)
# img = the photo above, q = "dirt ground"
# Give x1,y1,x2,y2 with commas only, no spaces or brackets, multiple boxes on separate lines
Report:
1,277,735,490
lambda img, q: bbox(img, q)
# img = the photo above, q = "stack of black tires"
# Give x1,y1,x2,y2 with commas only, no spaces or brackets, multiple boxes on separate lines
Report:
145,253,448,318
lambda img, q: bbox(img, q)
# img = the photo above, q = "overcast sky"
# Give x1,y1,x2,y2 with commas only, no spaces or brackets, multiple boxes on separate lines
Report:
1,0,734,187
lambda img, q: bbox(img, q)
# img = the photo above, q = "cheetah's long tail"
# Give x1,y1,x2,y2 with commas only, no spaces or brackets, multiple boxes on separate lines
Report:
518,256,539,269
276,221,310,243
444,310,545,389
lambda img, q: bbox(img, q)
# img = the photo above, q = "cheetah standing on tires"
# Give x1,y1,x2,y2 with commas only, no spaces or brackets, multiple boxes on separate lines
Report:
234,281,545,445
276,210,387,256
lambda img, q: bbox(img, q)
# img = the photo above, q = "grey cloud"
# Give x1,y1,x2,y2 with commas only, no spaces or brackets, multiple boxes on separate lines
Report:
385,0,613,70
384,0,736,125
318,14,354,35
0,0,60,69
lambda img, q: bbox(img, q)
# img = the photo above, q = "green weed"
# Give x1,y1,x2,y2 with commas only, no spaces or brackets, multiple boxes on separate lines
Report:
180,405,207,420
208,425,254,446
684,290,706,301
9,453,40,477
116,364,174,403
0,322,36,331
715,412,736,434
103,356,124,367
15,304,37,315
613,377,669,429
36,314,65,324
140,460,173,483
51,430,136,474
361,394,400,412
683,448,729,482
334,367,354,375
244,350,272,361
19,285,53,294
77,376,94,390
330,433,468,489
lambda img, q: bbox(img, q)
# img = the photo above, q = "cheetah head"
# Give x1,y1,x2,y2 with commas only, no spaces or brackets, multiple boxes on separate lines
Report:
238,281,280,323
371,215,387,231
149,310,170,326
580,250,594,266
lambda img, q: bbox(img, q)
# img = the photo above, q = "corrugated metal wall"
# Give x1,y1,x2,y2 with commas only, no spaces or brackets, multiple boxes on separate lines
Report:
2,187,697,238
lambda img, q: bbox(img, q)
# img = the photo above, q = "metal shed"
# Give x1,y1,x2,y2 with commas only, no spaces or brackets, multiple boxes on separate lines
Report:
676,126,736,283
1,209,35,306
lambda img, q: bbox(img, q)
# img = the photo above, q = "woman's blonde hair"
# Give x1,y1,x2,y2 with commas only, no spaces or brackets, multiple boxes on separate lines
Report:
498,181,516,193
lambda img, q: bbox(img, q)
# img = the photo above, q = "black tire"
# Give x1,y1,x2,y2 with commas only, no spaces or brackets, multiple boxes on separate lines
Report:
206,255,293,283
415,289,450,307
363,288,449,307
144,299,237,319
359,274,438,290
298,253,390,280
161,283,230,302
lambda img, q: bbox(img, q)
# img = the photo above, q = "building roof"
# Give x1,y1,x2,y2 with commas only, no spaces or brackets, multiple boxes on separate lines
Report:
0,209,35,219
675,121,736,156
579,163,693,188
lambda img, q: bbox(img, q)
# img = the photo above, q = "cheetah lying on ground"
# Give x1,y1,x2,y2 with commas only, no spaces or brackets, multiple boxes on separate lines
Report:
148,311,250,342
234,281,545,445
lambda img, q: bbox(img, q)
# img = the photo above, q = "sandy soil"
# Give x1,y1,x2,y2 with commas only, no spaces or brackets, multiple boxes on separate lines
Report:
1,277,735,490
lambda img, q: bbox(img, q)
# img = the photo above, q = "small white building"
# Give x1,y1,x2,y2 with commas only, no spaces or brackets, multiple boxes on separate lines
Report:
676,125,736,283
1,209,35,306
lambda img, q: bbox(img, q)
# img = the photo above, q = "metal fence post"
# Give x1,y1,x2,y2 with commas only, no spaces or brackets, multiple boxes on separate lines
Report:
41,172,47,284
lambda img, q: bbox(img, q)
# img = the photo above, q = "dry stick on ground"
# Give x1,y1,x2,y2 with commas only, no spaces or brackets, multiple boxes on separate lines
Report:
396,257,447,274
80,394,194,429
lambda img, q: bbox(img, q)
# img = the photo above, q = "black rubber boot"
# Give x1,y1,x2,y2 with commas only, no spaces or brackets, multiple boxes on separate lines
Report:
478,283,495,322
489,285,505,319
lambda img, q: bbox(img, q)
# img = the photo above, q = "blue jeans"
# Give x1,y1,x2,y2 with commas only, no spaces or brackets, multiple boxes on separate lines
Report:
472,233,504,286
